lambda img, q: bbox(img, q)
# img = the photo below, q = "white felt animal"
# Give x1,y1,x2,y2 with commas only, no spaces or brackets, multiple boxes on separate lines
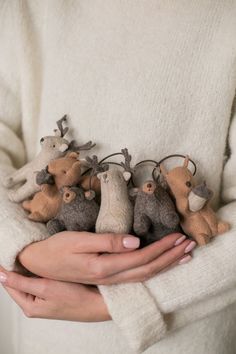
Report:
95,169,133,234
4,116,94,203
95,149,133,234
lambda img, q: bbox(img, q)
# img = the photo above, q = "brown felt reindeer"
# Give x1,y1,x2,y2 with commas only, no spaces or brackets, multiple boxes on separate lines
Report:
22,152,83,222
22,149,101,223
160,156,230,245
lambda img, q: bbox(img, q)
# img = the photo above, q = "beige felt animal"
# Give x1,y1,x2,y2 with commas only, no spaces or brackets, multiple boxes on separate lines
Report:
22,152,83,222
95,149,133,234
160,156,230,245
4,116,95,203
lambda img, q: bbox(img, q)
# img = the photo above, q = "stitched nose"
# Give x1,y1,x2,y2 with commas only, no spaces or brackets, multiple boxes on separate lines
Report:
147,183,152,188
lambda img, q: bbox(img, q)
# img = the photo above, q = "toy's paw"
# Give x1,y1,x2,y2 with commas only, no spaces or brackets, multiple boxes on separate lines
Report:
7,189,19,202
196,233,211,246
3,177,14,189
217,221,230,234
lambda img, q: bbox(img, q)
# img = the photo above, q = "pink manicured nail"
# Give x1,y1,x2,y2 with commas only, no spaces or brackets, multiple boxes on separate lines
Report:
184,241,197,253
179,255,192,265
123,237,140,249
174,235,186,246
0,272,7,283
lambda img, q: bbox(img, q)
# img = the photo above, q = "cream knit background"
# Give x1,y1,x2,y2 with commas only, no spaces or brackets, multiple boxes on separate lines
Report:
0,1,236,353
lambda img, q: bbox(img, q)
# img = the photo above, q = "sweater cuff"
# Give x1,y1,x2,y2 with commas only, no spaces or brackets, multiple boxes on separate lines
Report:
0,162,49,271
0,215,48,271
99,283,167,353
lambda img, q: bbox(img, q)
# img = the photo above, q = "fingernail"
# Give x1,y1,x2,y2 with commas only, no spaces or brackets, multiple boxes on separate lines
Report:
184,241,197,253
179,255,192,265
174,235,186,246
0,272,7,283
123,237,140,249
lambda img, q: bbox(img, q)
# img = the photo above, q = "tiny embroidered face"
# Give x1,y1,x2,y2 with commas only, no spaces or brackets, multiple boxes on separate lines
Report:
160,156,195,198
40,136,69,153
97,169,131,191
47,152,82,189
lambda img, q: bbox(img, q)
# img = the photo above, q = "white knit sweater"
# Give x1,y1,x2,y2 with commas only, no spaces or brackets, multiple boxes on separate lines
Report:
0,1,236,353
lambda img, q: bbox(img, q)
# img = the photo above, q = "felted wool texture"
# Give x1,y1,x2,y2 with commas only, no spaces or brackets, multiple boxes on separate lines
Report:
133,183,180,245
95,169,133,234
161,162,230,245
47,186,99,235
22,152,82,222
0,1,236,353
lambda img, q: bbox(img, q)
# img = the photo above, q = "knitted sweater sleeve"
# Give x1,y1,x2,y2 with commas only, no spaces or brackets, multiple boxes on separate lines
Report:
0,2,48,271
100,106,236,353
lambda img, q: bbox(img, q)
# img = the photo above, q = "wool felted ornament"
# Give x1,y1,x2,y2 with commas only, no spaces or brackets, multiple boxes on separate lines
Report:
160,155,230,245
131,180,181,246
95,149,134,234
22,152,84,222
47,186,99,235
3,116,95,203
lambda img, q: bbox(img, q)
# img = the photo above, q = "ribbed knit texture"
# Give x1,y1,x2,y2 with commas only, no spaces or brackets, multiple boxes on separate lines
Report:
0,1,236,353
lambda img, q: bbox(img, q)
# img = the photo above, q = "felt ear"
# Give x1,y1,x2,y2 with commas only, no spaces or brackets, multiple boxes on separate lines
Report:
66,151,79,159
59,143,69,152
72,161,81,170
160,163,168,177
123,171,131,182
85,190,96,200
183,155,190,168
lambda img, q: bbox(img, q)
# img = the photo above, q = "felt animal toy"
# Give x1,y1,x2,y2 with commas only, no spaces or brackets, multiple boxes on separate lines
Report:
4,116,95,203
160,156,230,245
95,149,133,234
47,186,99,235
130,180,180,246
22,152,83,222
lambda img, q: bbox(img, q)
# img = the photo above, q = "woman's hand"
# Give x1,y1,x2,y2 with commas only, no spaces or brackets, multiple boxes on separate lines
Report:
0,269,111,322
18,231,196,285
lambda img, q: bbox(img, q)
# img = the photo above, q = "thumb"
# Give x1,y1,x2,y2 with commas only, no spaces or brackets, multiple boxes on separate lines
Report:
73,232,140,254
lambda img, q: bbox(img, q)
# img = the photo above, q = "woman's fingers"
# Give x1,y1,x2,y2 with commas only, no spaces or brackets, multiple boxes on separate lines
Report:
95,240,196,284
0,271,47,298
84,233,189,279
67,231,141,253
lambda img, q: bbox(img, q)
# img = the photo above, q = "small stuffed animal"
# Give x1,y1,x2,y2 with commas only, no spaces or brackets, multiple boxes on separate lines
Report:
47,186,99,235
160,156,230,245
95,149,133,234
4,116,95,203
131,180,180,246
22,152,83,222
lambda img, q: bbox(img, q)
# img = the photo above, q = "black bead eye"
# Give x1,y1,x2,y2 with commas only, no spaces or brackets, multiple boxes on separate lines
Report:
53,144,56,148
40,137,44,143
186,181,192,188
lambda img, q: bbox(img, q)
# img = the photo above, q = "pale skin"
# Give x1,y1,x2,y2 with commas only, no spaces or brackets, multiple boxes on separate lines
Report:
0,231,196,322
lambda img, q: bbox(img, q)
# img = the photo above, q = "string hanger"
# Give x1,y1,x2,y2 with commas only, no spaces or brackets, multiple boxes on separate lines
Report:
156,154,197,176
83,149,134,192
132,154,197,186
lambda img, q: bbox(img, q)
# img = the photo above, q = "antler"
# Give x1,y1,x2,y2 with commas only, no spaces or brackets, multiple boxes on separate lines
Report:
54,115,69,137
120,148,133,173
69,140,96,152
85,155,109,175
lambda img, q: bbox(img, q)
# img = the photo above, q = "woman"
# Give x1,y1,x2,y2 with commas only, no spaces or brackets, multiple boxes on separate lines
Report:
0,1,236,353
